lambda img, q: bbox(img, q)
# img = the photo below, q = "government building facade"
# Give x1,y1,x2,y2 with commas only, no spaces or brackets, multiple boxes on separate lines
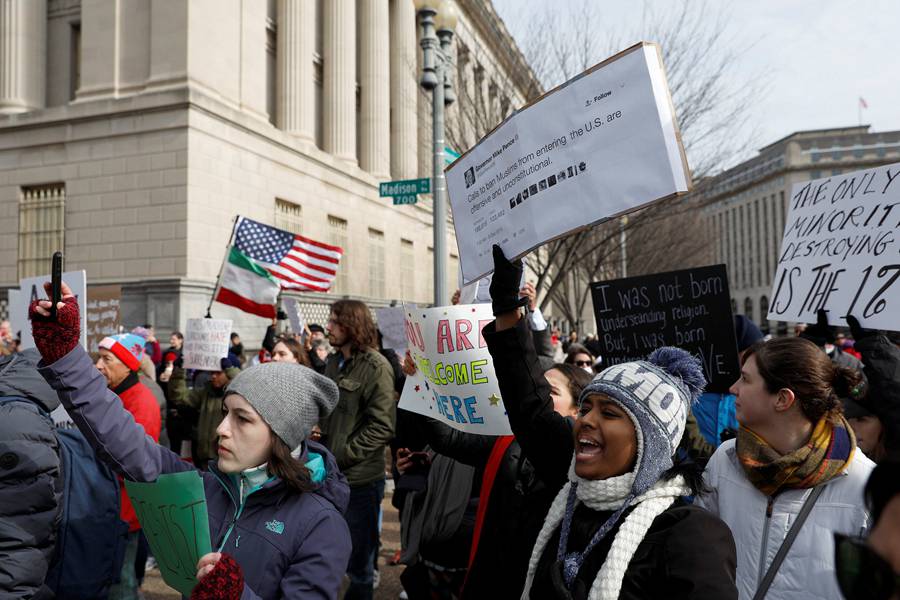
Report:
0,0,539,341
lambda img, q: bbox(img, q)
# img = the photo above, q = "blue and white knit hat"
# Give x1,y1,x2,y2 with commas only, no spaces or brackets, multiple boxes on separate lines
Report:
580,347,706,497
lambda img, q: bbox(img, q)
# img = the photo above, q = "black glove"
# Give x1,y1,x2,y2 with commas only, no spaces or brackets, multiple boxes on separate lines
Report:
276,309,288,321
489,245,527,316
846,314,879,342
799,308,835,346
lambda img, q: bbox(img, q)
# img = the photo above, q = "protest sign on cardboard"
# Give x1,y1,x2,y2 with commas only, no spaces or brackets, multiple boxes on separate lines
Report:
590,264,739,392
399,304,512,435
447,42,690,285
9,270,88,350
282,297,306,334
375,307,408,354
767,162,900,331
125,471,211,597
183,318,232,371
86,285,122,352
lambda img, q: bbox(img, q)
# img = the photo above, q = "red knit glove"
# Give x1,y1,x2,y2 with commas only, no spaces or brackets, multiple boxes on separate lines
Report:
190,553,244,600
28,296,81,364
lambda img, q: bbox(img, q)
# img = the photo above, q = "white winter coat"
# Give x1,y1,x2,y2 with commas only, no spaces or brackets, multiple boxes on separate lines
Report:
695,439,874,600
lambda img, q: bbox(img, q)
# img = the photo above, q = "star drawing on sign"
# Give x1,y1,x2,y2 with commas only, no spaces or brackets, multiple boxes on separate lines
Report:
488,393,501,406
414,385,420,392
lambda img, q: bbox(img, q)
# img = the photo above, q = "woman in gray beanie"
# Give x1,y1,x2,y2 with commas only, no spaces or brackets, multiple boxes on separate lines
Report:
29,282,352,600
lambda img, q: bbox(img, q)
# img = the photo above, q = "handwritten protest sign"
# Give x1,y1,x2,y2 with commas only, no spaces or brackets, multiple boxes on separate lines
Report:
767,162,900,331
86,285,121,352
9,270,88,350
447,42,690,285
183,318,232,370
399,304,511,435
591,265,739,392
282,297,306,334
125,472,211,597
375,307,409,354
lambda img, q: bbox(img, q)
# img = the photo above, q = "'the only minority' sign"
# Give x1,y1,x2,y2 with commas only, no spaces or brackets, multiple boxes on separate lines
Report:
768,162,900,331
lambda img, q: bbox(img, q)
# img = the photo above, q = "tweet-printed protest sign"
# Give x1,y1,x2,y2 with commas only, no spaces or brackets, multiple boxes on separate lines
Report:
398,304,511,436
767,161,900,331
447,42,690,285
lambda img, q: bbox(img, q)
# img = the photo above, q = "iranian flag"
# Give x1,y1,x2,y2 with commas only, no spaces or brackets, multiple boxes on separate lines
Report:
215,247,280,318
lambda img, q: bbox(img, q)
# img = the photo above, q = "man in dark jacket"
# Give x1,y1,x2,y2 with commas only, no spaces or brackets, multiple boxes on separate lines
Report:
0,349,63,599
322,300,396,600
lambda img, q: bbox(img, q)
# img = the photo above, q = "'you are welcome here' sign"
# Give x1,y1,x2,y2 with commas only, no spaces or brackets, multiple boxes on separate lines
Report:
398,303,512,436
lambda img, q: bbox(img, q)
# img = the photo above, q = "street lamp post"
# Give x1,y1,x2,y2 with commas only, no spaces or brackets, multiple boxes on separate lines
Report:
416,0,457,306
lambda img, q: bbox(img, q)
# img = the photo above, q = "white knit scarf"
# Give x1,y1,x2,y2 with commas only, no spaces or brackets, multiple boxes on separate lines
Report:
520,461,691,600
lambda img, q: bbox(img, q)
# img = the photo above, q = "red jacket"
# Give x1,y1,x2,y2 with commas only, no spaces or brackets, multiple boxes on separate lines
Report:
112,373,161,532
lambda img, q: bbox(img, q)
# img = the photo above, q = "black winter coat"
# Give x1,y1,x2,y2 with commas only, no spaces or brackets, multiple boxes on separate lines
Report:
530,500,738,600
0,350,63,599
855,333,900,460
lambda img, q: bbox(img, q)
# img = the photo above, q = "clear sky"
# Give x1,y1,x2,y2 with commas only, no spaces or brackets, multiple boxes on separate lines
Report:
492,0,900,168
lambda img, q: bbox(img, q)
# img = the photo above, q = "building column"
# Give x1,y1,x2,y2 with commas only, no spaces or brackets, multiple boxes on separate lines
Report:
359,0,390,178
276,0,315,140
389,0,417,179
323,0,356,163
0,0,46,114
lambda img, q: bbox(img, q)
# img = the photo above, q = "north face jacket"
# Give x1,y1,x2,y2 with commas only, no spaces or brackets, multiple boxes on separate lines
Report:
40,345,352,600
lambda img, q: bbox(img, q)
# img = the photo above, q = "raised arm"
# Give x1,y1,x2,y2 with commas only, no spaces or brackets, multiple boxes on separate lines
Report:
422,417,496,467
30,286,190,482
484,245,574,491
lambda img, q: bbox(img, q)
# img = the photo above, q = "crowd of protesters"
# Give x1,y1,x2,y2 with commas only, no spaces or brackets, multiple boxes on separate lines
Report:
1,245,899,600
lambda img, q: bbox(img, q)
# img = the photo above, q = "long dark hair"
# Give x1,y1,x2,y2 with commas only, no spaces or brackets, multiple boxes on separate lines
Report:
743,337,861,423
330,300,378,351
546,363,593,409
267,433,315,493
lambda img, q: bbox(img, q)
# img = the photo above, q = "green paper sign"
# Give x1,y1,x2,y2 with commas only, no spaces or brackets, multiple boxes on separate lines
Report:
125,471,211,597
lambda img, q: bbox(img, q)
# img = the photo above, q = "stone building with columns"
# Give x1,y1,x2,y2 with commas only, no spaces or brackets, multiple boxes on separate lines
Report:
0,0,540,342
701,125,900,335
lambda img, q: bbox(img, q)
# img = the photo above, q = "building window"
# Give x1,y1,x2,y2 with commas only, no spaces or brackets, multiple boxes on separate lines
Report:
832,169,842,176
18,184,66,279
70,23,81,100
812,153,821,163
368,229,385,298
328,216,348,294
744,297,753,317
832,150,842,161
877,147,887,158
853,148,864,159
400,239,415,301
759,296,770,334
275,199,302,235
754,199,762,287
266,20,277,126
810,170,821,179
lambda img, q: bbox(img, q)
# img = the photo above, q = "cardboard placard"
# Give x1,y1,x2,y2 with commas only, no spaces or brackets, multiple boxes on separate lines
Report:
182,318,232,371
590,264,739,393
86,285,122,352
375,307,408,354
399,304,511,435
447,43,690,285
282,297,306,334
125,471,211,597
767,162,900,331
9,270,88,351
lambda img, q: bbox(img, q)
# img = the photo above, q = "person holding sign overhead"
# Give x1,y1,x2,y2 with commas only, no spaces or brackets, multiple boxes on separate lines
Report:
696,336,875,599
29,282,352,600
483,246,738,600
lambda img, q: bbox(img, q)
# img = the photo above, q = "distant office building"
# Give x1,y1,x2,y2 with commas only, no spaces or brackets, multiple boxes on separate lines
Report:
701,125,900,334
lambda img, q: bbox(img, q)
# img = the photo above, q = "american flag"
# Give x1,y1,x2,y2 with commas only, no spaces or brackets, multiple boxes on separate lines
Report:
233,216,343,292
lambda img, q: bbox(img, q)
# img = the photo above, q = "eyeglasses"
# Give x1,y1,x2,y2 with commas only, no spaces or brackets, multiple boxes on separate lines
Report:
574,360,592,367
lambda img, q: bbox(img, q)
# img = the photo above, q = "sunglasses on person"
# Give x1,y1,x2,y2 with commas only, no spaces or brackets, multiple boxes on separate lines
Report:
574,360,592,367
834,533,900,600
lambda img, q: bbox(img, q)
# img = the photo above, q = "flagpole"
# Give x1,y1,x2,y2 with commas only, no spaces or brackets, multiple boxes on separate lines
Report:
206,215,241,318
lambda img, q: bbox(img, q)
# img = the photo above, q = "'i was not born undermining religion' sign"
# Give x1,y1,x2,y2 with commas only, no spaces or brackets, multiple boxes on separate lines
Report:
768,161,900,331
398,303,511,435
590,264,740,393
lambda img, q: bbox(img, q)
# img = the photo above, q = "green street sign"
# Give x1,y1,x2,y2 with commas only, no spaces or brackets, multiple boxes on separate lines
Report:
380,178,431,197
393,194,418,205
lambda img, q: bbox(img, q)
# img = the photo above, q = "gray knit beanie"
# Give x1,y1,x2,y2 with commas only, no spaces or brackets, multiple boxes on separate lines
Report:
225,362,339,449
